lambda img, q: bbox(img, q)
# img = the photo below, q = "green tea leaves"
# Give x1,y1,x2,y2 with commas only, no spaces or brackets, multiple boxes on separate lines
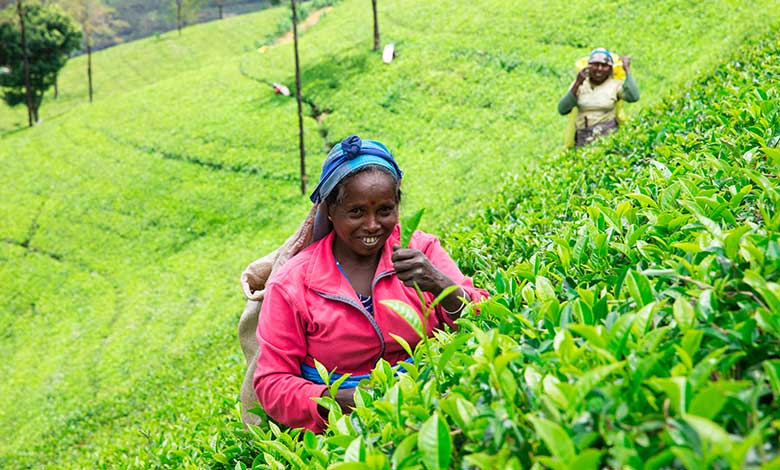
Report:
417,413,452,470
401,208,425,248
626,270,654,308
527,415,576,463
382,299,424,339
763,360,780,398
672,297,695,333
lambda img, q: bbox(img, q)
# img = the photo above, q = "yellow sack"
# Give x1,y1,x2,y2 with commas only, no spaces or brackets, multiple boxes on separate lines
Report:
564,55,627,148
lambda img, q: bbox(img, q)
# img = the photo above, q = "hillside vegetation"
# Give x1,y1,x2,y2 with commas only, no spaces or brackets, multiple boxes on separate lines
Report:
0,6,289,133
202,31,780,470
1,0,779,467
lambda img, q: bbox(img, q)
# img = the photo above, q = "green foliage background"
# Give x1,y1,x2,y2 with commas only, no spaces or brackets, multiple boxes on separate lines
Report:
0,3,81,110
1,0,779,467
218,33,780,470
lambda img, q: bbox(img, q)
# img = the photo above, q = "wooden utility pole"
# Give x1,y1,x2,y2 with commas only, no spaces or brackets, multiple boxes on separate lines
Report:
291,0,306,194
16,0,34,126
85,1,93,102
87,41,93,102
372,0,379,51
176,0,182,35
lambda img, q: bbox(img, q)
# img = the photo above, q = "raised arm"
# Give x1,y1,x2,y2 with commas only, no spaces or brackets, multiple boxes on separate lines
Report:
619,56,640,102
558,67,589,115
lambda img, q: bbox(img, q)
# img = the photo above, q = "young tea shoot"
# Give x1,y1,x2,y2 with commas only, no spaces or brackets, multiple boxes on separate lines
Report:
400,208,425,248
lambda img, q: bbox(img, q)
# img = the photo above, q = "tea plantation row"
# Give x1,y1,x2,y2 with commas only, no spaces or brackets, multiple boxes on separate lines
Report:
213,34,780,469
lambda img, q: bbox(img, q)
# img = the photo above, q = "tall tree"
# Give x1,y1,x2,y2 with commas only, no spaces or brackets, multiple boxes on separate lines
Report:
59,0,125,102
371,0,379,51
0,2,81,124
291,0,305,194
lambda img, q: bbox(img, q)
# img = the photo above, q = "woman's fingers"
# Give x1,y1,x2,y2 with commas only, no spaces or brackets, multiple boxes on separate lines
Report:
393,257,426,273
391,246,419,261
395,265,424,282
392,248,430,270
391,247,450,293
394,256,424,276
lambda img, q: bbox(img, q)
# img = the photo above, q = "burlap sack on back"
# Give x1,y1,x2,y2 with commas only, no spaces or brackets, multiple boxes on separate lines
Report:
238,206,316,427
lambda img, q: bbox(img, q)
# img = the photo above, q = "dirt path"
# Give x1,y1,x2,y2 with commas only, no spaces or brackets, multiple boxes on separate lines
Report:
273,6,333,46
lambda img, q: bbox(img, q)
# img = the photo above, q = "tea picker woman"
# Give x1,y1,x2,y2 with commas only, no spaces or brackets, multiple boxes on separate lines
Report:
558,48,640,147
253,135,488,432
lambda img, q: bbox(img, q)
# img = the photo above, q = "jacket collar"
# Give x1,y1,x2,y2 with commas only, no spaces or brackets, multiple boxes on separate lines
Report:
305,225,400,297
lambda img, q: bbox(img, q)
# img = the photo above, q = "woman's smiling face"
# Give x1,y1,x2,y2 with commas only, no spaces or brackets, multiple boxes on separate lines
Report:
328,169,399,260
588,61,612,85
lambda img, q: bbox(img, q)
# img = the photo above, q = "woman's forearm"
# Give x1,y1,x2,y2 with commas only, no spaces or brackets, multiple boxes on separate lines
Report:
558,90,578,115
437,285,470,319
622,73,640,102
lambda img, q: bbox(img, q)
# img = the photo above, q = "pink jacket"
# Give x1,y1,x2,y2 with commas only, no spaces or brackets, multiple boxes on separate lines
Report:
254,225,488,433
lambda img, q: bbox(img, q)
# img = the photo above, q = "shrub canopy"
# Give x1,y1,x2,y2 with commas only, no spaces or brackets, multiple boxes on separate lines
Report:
0,3,81,115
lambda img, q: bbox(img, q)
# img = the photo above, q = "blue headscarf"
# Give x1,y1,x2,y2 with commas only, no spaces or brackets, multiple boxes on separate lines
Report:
310,135,403,240
588,48,614,66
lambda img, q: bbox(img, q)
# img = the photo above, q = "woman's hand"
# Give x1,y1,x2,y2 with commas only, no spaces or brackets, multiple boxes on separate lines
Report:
334,388,356,413
392,245,468,317
319,388,356,418
391,245,454,294
571,66,589,96
620,55,631,74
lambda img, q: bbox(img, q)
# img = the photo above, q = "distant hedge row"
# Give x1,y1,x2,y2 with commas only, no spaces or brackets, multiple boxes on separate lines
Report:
210,35,780,470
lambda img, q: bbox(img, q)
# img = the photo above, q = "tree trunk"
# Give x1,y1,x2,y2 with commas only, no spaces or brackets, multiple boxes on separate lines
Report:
32,90,40,123
54,74,58,99
291,0,306,195
372,0,379,51
218,5,223,19
17,0,34,127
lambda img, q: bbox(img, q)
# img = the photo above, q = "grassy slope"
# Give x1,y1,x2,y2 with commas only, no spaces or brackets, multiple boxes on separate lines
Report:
0,9,289,133
1,0,778,467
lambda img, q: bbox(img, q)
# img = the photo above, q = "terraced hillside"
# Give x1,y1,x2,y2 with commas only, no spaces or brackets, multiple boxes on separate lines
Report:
1,0,779,467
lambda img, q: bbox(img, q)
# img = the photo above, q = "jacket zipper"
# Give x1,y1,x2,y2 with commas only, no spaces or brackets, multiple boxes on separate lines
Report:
314,270,394,362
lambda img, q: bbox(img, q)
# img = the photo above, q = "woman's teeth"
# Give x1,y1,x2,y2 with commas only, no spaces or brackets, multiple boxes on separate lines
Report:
362,236,380,246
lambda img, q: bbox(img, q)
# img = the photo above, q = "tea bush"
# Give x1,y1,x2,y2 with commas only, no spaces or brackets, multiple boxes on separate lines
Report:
220,34,780,469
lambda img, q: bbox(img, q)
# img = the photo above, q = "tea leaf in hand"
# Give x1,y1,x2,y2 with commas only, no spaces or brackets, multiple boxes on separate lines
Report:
401,209,425,248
